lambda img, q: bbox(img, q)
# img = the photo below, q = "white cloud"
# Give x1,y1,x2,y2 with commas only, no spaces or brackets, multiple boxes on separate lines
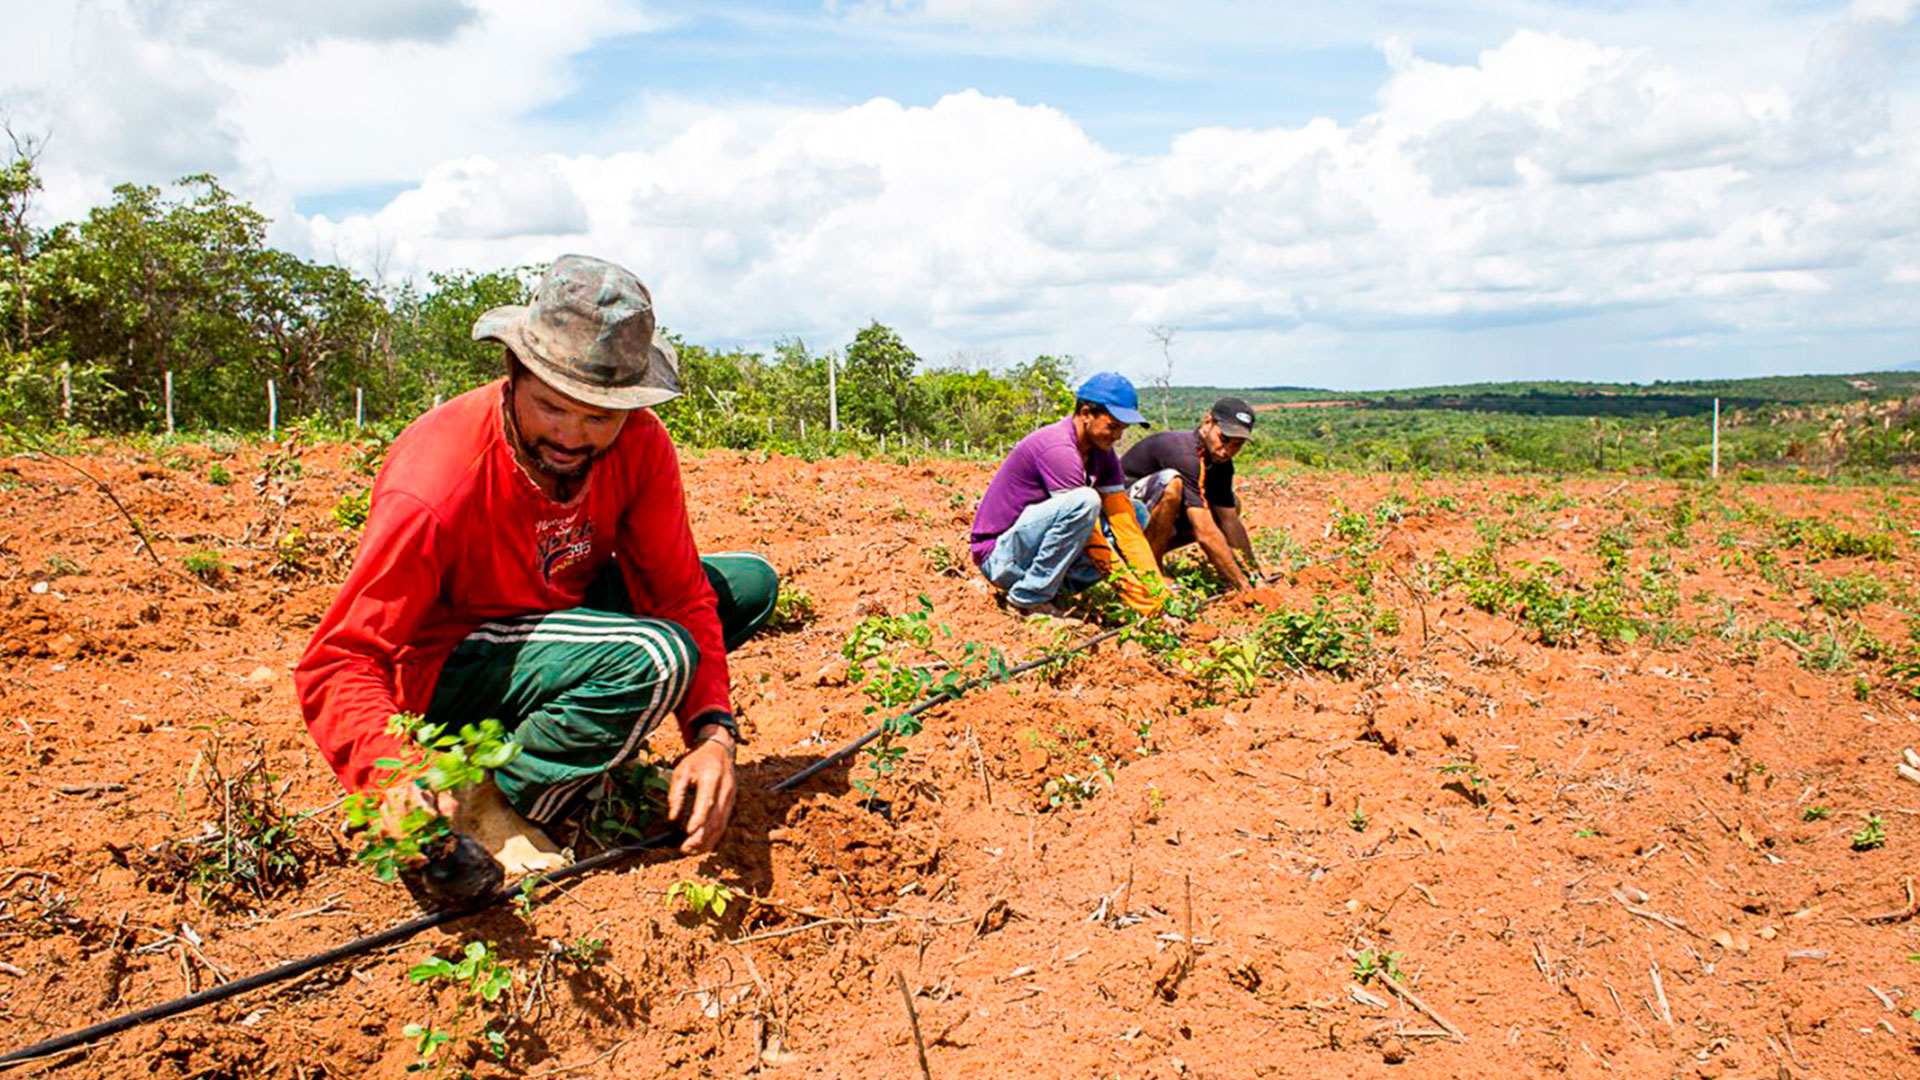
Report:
128,0,478,64
826,0,1065,31
5,2,1918,385
302,17,1918,381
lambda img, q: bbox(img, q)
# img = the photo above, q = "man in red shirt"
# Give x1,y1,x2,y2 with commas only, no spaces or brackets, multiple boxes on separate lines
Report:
296,255,776,884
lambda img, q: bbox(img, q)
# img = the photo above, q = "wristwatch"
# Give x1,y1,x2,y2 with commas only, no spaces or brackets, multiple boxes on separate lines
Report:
691,710,741,750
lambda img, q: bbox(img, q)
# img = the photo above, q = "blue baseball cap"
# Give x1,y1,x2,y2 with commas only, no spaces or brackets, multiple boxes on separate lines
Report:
1076,371,1148,425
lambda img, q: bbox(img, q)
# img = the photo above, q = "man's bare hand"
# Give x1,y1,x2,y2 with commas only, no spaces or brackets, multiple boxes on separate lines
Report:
376,784,459,859
669,730,737,854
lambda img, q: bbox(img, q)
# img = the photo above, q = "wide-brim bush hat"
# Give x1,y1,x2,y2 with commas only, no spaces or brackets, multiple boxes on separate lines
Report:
472,254,680,410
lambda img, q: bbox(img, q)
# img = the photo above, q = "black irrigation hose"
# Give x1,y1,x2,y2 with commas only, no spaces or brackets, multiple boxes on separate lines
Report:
0,826,685,1069
769,573,1279,794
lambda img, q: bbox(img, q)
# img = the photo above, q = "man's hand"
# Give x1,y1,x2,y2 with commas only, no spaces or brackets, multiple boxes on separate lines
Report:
375,784,460,863
669,727,737,854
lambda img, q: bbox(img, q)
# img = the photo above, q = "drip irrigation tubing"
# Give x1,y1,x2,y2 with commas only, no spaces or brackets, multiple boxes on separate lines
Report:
0,826,684,1070
769,572,1281,794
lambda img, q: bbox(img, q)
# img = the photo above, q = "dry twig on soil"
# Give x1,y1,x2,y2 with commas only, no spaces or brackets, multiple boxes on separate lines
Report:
1378,974,1465,1042
896,970,933,1080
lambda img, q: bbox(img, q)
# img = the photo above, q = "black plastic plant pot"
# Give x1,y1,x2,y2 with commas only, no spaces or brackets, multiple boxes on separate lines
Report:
405,831,504,909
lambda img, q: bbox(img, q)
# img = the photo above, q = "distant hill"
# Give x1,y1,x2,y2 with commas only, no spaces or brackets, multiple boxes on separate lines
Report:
1156,371,1920,422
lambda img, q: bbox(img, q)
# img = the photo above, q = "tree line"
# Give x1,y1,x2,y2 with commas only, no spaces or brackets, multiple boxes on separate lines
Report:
0,157,1074,451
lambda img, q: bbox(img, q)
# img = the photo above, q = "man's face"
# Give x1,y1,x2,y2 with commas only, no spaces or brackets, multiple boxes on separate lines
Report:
1084,408,1129,451
509,371,629,479
1200,415,1247,463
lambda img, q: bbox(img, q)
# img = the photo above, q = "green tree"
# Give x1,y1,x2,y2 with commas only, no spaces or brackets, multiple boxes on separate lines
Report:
383,267,534,413
842,321,919,436
35,175,270,428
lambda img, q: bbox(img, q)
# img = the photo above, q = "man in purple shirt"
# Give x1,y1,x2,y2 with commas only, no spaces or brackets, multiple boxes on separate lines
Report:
970,373,1167,618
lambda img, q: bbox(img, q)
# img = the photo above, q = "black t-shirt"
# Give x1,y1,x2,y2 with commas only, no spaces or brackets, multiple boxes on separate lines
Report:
1121,430,1236,543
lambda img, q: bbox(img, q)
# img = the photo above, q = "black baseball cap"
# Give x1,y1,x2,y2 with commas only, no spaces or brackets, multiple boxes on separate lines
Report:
1210,397,1255,439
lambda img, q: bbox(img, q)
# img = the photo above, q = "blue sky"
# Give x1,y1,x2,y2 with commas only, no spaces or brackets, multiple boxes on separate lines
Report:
4,0,1918,389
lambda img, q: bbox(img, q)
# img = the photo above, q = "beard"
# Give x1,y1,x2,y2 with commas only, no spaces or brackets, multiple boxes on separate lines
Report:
524,437,600,480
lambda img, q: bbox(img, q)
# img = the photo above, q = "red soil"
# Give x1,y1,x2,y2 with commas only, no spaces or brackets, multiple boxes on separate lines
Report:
2,437,1919,1078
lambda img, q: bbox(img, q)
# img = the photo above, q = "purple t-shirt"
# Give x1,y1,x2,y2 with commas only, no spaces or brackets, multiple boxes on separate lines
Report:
970,416,1125,565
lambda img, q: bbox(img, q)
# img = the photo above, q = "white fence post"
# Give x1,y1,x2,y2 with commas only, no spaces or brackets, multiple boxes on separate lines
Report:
828,354,839,433
59,363,71,423
1711,398,1720,479
164,370,175,436
268,378,278,439
355,386,364,428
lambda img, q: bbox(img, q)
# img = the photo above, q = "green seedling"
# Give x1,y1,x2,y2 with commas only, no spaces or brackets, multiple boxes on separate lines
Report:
332,487,371,532
274,529,314,573
584,760,671,845
766,587,818,632
1188,635,1264,702
667,879,735,920
182,550,228,583
401,1024,452,1071
1853,815,1887,851
409,941,513,1003
924,543,961,577
41,554,81,578
1348,805,1370,833
342,714,521,882
1802,806,1832,822
1043,754,1114,810
843,598,1007,798
138,741,317,911
1351,950,1405,985
206,462,232,486
559,936,610,969
404,940,515,1074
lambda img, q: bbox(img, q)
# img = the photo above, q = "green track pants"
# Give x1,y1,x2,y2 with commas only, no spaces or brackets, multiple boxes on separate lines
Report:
426,552,778,823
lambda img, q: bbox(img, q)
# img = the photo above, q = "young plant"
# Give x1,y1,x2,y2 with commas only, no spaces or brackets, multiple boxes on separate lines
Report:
1351,949,1405,985
584,760,671,845
182,549,228,583
843,598,1007,797
404,940,516,1074
1043,753,1115,810
667,879,735,921
766,587,818,632
1187,635,1265,703
559,936,610,969
138,741,319,911
1436,760,1491,808
1853,815,1888,851
342,714,522,882
332,487,372,532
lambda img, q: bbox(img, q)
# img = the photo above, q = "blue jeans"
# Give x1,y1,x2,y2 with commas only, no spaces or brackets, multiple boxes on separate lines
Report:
980,488,1105,606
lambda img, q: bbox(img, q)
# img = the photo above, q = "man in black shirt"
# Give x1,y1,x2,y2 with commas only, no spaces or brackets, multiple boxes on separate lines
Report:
1120,396,1259,592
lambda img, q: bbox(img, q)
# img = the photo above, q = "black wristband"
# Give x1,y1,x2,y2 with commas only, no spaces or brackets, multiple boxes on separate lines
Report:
690,710,741,744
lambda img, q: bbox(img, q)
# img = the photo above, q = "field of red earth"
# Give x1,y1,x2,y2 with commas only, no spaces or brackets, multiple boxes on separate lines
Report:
6,433,1920,1079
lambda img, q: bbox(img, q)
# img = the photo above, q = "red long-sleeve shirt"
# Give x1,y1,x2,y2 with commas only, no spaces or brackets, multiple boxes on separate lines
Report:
294,380,730,792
